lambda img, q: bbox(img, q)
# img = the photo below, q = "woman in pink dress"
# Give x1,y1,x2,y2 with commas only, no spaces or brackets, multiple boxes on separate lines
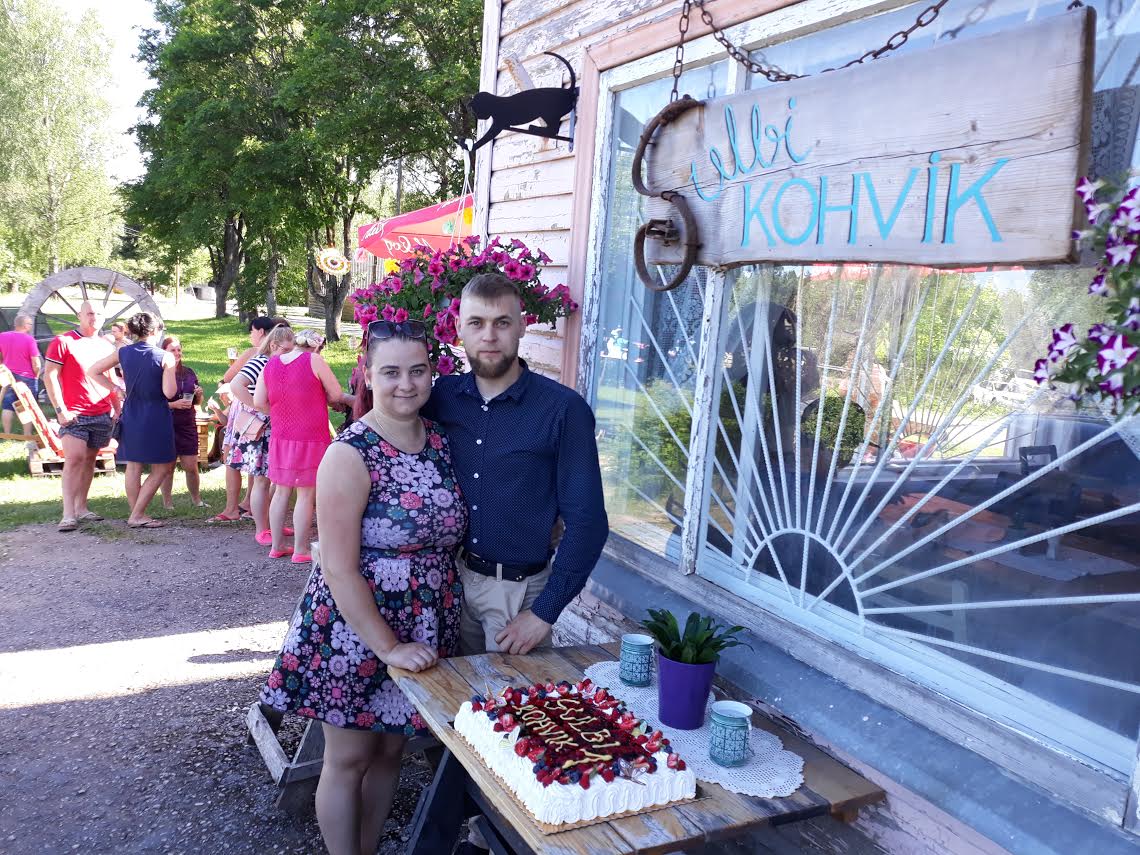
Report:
254,326,343,563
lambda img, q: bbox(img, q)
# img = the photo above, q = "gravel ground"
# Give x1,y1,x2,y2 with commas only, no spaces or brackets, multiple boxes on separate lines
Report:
0,523,433,854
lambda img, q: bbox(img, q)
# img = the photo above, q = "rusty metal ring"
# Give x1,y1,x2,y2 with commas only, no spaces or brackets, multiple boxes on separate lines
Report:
633,190,700,292
630,95,703,196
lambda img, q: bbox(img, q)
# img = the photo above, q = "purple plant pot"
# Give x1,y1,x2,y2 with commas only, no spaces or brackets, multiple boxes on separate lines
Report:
656,650,716,730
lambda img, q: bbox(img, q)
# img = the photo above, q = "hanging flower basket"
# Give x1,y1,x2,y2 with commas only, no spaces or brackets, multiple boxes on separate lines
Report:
349,236,578,375
1036,175,1140,415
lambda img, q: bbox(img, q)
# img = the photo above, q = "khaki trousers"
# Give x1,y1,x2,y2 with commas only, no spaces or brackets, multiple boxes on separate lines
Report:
458,555,552,654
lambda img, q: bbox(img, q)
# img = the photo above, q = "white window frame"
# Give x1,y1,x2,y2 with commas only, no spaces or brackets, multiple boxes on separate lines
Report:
578,0,1140,831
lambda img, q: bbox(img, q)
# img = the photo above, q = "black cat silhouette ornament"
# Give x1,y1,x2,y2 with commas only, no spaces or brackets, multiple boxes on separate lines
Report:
466,52,578,153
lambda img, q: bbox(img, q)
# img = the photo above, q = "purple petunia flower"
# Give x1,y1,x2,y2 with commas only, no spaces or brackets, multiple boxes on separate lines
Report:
1096,335,1139,373
1033,358,1051,385
1076,176,1104,203
1086,200,1111,223
1106,241,1137,267
1050,324,1079,362
1089,323,1115,344
1125,299,1140,332
1089,270,1110,296
1113,205,1140,235
1099,372,1126,397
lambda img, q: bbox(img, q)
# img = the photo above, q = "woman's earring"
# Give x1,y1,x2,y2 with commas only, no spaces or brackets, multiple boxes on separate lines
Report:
364,381,372,391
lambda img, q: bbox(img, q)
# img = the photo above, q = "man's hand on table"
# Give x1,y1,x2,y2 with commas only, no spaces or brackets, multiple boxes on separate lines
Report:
381,642,438,672
495,609,551,655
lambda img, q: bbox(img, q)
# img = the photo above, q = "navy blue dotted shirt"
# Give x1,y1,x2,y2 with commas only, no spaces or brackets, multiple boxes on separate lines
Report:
423,361,608,624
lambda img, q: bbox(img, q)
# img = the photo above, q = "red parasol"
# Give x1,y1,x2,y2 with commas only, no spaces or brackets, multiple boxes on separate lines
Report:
357,195,474,261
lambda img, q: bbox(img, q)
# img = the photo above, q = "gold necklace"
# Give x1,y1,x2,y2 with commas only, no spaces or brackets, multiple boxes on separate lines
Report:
363,410,424,453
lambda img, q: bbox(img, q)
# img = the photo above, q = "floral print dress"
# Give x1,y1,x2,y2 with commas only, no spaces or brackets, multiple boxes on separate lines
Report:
260,418,467,733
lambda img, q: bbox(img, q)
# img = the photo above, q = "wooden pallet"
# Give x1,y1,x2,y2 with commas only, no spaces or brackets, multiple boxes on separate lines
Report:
0,365,117,476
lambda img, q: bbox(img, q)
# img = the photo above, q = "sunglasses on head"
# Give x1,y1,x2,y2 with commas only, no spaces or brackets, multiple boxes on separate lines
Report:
368,319,428,341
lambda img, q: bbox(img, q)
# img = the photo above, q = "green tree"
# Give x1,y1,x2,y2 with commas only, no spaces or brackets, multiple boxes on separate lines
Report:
0,0,119,276
128,0,480,333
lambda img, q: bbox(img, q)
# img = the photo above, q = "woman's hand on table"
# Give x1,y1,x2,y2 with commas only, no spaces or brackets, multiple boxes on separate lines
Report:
380,642,439,672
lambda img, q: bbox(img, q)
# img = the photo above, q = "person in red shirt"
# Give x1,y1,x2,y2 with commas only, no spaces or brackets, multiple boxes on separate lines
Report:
43,301,119,532
0,314,41,437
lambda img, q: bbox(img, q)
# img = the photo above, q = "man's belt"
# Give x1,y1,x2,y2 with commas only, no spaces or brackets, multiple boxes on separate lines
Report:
461,549,548,582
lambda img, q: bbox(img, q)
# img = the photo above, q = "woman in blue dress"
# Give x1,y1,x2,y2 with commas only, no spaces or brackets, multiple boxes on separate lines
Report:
88,312,177,527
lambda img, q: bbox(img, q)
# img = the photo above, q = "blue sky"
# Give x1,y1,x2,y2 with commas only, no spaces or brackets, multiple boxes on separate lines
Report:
57,0,158,183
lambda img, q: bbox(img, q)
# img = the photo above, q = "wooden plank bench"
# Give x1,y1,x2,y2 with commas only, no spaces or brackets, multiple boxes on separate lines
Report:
391,643,885,855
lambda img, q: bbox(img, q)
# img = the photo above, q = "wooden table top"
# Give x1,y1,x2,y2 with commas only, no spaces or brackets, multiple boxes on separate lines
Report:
390,643,884,855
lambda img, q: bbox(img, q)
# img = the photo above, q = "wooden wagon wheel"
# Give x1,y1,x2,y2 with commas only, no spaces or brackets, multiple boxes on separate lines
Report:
18,266,162,345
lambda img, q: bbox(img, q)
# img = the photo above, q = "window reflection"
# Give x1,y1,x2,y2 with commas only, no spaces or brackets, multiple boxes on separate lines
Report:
591,63,728,558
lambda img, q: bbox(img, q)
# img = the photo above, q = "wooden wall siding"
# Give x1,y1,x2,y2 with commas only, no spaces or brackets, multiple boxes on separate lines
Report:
489,158,577,203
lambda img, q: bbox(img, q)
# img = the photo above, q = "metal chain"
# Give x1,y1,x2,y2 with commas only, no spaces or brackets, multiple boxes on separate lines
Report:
669,0,693,101
670,0,956,97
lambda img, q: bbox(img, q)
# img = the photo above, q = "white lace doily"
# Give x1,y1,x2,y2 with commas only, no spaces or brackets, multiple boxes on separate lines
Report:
584,661,804,799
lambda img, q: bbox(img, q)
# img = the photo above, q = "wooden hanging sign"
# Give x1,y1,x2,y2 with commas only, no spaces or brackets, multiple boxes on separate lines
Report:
637,8,1095,275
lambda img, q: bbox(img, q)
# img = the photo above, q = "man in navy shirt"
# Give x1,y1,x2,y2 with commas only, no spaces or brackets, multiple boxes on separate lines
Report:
424,272,608,656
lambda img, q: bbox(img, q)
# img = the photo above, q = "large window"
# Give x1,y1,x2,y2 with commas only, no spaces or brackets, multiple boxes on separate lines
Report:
591,62,727,558
587,0,1140,779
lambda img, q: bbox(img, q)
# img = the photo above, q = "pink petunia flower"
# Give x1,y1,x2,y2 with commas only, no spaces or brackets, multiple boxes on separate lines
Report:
436,354,456,375
423,303,435,319
413,266,425,285
464,235,481,248
537,250,552,264
1096,334,1139,373
381,304,396,322
428,253,445,277
393,307,409,324
524,313,538,325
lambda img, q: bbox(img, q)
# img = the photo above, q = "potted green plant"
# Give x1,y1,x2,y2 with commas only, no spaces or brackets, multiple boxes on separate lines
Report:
642,609,750,730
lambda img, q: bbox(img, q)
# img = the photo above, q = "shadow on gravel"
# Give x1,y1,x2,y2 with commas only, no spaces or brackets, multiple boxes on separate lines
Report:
0,677,433,854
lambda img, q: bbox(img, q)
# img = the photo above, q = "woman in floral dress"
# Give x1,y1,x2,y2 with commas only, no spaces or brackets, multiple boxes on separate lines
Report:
260,320,465,855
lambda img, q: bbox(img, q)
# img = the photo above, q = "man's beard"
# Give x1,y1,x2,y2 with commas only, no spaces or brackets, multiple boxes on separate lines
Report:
468,350,517,379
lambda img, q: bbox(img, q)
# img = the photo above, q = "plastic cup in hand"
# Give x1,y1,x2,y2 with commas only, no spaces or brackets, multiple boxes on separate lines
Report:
709,700,754,767
619,633,654,687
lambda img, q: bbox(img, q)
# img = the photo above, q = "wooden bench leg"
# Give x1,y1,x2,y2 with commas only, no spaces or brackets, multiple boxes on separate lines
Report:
405,748,467,855
832,806,860,824
465,779,533,855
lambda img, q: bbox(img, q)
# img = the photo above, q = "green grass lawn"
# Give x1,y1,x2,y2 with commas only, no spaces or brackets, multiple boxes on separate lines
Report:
166,317,359,391
0,316,360,531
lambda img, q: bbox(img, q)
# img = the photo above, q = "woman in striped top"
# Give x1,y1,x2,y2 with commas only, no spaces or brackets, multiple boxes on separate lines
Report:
227,326,293,542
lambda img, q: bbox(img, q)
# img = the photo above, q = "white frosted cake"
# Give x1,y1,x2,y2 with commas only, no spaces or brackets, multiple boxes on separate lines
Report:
453,677,696,826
